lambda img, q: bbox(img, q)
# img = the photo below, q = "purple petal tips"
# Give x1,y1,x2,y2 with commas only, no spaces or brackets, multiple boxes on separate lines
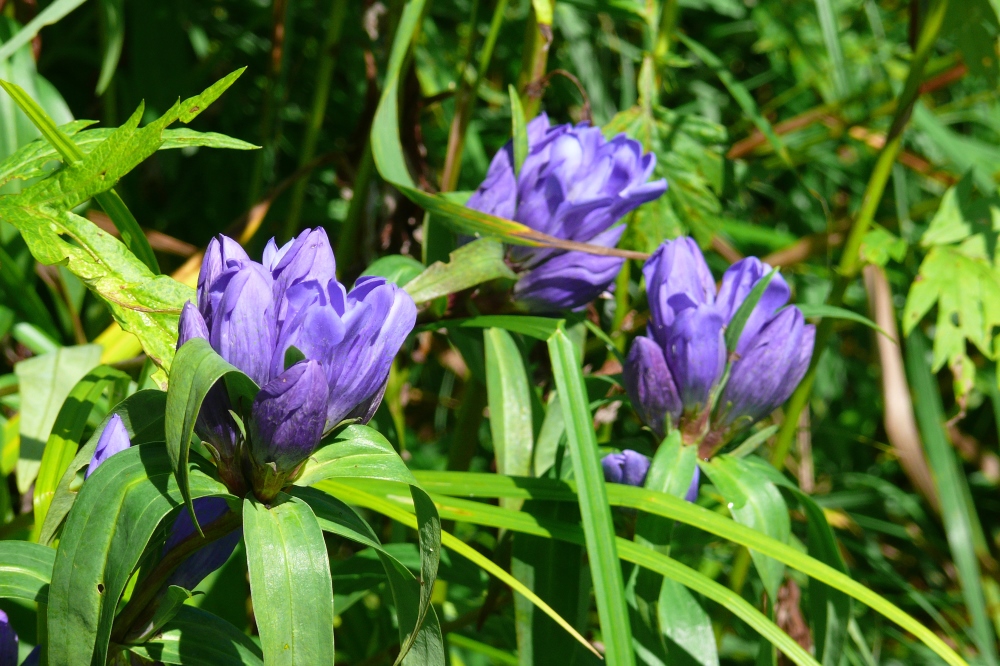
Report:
601,450,651,487
86,414,130,479
0,609,17,666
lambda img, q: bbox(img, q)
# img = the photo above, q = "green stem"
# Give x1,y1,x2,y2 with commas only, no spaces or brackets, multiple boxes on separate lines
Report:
447,377,487,472
283,0,349,240
769,0,949,471
518,1,555,119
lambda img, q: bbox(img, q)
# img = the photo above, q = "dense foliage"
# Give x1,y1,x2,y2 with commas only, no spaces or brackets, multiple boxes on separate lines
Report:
0,0,996,664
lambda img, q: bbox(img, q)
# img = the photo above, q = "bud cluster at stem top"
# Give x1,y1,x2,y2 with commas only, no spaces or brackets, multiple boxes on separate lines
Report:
178,228,416,499
466,113,667,313
623,238,814,454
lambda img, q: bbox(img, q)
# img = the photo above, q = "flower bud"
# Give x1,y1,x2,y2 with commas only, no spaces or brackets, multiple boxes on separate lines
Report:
601,450,651,487
85,414,130,479
622,336,681,438
249,360,330,482
163,497,241,591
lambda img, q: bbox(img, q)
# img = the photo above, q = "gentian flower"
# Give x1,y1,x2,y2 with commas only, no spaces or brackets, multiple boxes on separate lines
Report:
84,415,240,592
623,238,814,452
601,450,700,502
466,113,667,312
0,610,17,666
179,228,416,498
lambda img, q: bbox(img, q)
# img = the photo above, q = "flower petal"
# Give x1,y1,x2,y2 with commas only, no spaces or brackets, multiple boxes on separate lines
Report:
86,414,130,479
716,257,790,355
601,450,651,486
623,335,682,437
250,360,330,474
643,238,716,348
164,497,241,592
664,304,726,415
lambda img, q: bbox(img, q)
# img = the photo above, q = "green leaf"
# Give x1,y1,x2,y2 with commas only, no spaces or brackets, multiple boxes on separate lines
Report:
166,338,258,531
46,444,232,665
39,389,167,546
243,495,335,666
0,242,59,338
485,328,534,490
858,226,907,267
509,84,528,174
14,344,102,493
0,71,245,371
361,254,426,287
0,78,160,273
31,364,129,541
725,268,778,353
547,329,635,665
796,304,893,340
95,0,124,95
0,541,54,603
419,314,566,341
645,430,697,498
699,455,789,599
658,578,718,666
411,470,969,666
360,485,818,666
294,424,416,488
0,0,88,62
143,585,195,640
907,331,999,666
321,480,596,662
403,238,516,304
127,606,264,666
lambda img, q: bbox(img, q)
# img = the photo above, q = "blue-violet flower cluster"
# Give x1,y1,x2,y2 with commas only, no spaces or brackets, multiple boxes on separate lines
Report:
467,113,666,312
179,228,416,497
601,449,700,501
624,238,814,454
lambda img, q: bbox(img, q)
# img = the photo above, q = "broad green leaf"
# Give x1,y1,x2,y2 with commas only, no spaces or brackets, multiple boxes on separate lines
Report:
858,226,907,267
0,78,159,273
127,606,264,666
0,72,245,371
658,579,718,666
14,343,102,492
403,238,516,304
485,328,534,502
411,470,969,666
645,430,697,499
361,254,426,287
243,495,335,666
0,125,256,188
294,424,416,488
47,444,232,665
699,455,789,599
547,329,635,665
166,338,258,531
31,364,129,540
907,331,999,666
0,541,54,603
142,585,194,640
39,389,167,546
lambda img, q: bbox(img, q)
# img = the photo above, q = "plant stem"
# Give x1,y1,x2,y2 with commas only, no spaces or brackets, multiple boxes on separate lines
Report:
282,0,349,240
335,141,375,275
518,0,554,119
769,0,949,471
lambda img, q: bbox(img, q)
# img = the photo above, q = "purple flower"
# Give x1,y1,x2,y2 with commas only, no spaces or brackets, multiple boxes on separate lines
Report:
0,610,17,666
602,450,651,486
467,113,667,312
85,414,130,479
181,228,416,494
623,238,814,447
